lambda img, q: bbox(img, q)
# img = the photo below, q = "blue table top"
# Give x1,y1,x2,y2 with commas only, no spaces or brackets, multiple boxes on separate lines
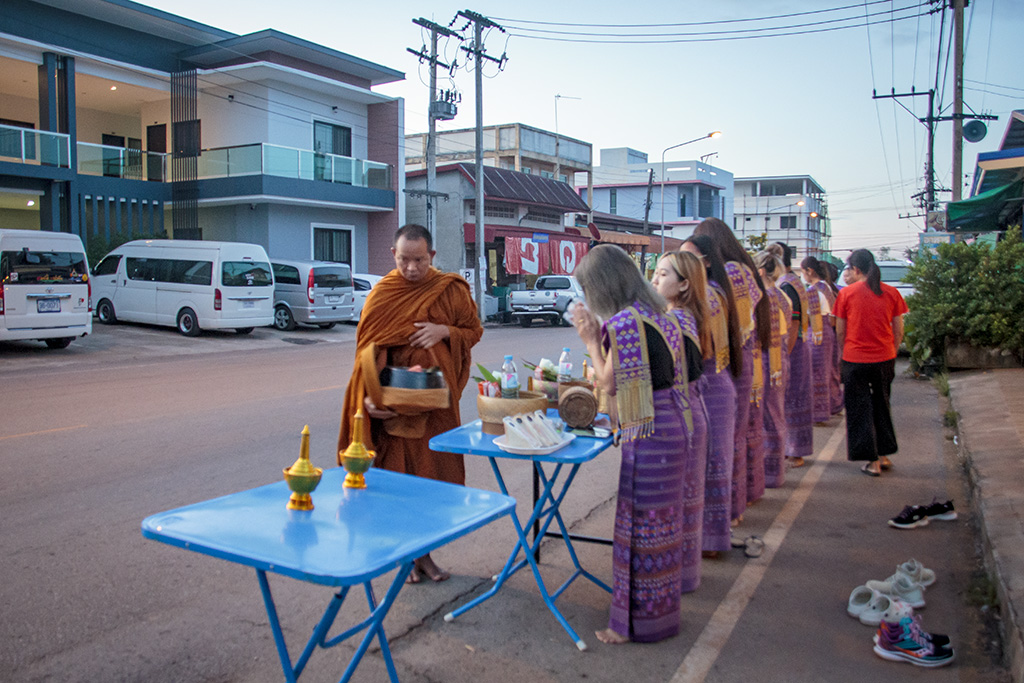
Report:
141,468,515,587
429,418,615,464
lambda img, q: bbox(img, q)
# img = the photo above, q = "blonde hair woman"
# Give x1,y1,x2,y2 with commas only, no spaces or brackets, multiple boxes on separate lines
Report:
753,250,792,488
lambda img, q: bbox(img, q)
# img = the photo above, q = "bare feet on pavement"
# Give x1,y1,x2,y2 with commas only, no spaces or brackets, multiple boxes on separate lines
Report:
410,554,449,583
595,628,629,644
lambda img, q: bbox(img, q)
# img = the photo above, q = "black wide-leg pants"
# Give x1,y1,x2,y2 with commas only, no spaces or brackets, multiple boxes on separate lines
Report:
841,358,897,462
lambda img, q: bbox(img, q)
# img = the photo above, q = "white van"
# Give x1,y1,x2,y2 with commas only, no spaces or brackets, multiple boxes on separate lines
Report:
0,229,92,348
91,240,274,336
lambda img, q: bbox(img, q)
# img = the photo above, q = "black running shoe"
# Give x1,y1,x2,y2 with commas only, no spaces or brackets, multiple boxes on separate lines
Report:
889,505,930,529
922,498,958,521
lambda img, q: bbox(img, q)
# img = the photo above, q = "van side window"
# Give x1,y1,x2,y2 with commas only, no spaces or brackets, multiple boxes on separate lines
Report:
222,261,273,287
272,264,302,285
167,260,212,286
93,255,121,276
126,257,157,281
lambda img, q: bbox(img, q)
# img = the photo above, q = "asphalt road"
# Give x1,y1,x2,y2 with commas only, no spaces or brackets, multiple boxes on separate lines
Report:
0,320,1009,682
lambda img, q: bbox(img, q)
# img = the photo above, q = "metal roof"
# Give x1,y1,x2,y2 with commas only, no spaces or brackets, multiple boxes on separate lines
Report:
999,110,1024,151
453,163,590,212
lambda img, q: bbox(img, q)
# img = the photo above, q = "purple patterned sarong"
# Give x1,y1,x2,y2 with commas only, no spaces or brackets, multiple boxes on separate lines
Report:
681,385,708,593
610,388,702,641
746,387,766,505
700,358,735,552
808,282,833,422
731,337,754,519
785,338,814,458
762,347,788,487
830,323,844,414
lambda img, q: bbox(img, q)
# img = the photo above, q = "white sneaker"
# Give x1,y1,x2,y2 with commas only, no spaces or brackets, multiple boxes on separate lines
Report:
897,559,936,587
847,585,875,619
858,591,894,626
865,574,926,609
878,596,915,625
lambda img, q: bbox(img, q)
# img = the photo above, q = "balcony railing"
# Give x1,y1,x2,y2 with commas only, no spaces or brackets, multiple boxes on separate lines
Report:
196,143,392,190
0,124,70,168
77,142,168,181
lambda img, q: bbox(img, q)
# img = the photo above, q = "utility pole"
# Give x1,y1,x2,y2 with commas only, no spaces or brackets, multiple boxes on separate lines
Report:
640,168,654,270
408,19,460,240
951,0,965,201
456,10,506,321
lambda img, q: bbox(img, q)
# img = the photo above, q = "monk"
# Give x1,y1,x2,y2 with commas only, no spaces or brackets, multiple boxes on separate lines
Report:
337,223,483,583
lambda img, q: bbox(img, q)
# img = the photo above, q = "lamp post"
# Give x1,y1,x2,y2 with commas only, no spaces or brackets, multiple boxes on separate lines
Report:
659,131,721,253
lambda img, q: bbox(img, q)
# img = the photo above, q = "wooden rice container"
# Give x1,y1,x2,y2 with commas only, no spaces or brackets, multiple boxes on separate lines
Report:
558,385,599,429
477,390,548,435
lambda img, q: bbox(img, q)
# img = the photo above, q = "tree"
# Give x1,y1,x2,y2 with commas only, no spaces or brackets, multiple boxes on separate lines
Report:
878,246,892,260
746,232,767,251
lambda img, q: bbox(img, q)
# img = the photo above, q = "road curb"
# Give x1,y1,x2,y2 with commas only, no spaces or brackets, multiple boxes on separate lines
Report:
950,370,1024,683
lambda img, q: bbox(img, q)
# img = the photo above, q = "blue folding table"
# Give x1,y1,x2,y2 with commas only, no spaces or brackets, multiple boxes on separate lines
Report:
429,418,615,651
141,467,514,683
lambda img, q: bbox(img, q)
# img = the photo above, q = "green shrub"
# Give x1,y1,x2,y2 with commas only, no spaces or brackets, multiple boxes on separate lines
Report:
86,230,167,266
904,226,1024,369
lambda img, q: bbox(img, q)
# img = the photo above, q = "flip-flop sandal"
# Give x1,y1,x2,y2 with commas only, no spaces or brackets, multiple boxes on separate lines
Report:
744,536,765,558
730,532,747,548
861,463,881,477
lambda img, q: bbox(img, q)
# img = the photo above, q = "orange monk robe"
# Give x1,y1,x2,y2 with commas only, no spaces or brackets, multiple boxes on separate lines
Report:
337,267,482,485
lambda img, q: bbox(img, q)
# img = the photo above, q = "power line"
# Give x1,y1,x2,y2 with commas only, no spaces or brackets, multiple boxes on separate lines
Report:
504,7,937,44
493,0,896,28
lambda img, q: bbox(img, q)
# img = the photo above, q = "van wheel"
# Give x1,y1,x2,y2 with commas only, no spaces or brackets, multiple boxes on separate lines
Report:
177,308,201,337
519,317,532,328
44,337,73,349
318,322,337,330
235,327,254,335
96,299,117,324
274,305,296,331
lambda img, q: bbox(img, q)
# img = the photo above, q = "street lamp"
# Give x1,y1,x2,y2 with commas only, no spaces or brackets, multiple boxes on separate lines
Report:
659,131,722,252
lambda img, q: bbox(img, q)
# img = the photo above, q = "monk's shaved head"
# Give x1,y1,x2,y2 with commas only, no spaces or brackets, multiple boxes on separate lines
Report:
394,224,432,251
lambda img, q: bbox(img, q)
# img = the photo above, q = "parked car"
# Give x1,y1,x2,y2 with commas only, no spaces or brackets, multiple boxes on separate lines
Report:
91,240,274,336
0,228,92,348
509,275,584,327
876,259,915,299
270,259,354,330
351,273,384,322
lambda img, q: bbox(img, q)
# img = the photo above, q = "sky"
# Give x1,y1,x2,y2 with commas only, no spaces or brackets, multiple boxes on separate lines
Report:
134,0,1024,258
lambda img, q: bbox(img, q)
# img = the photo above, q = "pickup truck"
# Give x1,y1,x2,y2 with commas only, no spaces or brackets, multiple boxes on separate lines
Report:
509,275,584,327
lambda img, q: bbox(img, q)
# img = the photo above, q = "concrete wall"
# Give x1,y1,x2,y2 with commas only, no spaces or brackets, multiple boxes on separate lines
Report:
0,93,39,128
365,98,403,276
76,108,139,145
0,208,39,229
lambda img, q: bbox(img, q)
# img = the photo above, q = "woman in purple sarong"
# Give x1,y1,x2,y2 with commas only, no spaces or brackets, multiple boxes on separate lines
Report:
682,235,739,555
824,261,845,415
754,250,791,488
651,251,711,591
573,245,704,645
694,219,769,525
802,256,836,424
771,242,814,467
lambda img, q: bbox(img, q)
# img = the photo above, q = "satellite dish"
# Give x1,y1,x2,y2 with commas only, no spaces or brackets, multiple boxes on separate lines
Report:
963,119,987,143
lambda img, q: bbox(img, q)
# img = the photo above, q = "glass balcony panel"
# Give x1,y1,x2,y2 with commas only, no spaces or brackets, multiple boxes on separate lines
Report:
263,145,300,178
365,160,391,190
0,124,70,168
331,156,355,185
197,147,229,179
297,149,314,181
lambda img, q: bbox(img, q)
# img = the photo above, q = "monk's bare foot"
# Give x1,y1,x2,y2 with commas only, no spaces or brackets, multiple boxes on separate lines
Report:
879,456,893,471
702,550,720,559
595,628,629,644
789,457,806,468
406,566,423,584
415,555,450,582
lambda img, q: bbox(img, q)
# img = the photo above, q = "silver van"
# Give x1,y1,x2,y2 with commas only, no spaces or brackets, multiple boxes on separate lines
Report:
270,259,354,330
0,229,92,348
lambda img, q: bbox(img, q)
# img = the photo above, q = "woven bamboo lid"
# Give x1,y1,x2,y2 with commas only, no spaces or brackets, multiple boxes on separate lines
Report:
558,386,598,429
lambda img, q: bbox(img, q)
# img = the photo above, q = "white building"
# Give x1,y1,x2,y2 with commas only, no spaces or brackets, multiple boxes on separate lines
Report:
733,176,830,260
579,147,733,243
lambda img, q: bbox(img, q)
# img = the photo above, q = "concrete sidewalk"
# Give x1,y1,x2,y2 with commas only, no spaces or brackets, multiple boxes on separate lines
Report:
950,368,1024,683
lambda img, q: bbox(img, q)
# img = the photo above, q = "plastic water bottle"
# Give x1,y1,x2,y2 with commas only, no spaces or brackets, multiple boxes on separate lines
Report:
500,355,519,399
557,347,572,383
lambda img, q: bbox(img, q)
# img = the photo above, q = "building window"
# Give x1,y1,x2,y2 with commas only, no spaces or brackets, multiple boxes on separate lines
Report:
609,189,617,215
522,166,532,175
540,170,554,179
679,193,687,217
468,202,516,219
559,174,568,183
313,227,352,265
528,210,561,225
313,121,352,157
780,215,797,231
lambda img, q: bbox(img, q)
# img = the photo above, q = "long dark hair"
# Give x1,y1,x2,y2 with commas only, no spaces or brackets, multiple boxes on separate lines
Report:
683,234,743,377
694,218,771,351
825,262,840,296
848,249,882,295
800,256,828,281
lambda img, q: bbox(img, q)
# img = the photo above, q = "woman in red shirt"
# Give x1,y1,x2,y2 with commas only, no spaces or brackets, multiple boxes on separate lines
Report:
833,249,909,476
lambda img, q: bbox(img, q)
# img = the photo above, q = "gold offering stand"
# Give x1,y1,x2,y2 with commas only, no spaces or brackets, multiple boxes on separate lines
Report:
283,425,323,510
340,410,375,489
